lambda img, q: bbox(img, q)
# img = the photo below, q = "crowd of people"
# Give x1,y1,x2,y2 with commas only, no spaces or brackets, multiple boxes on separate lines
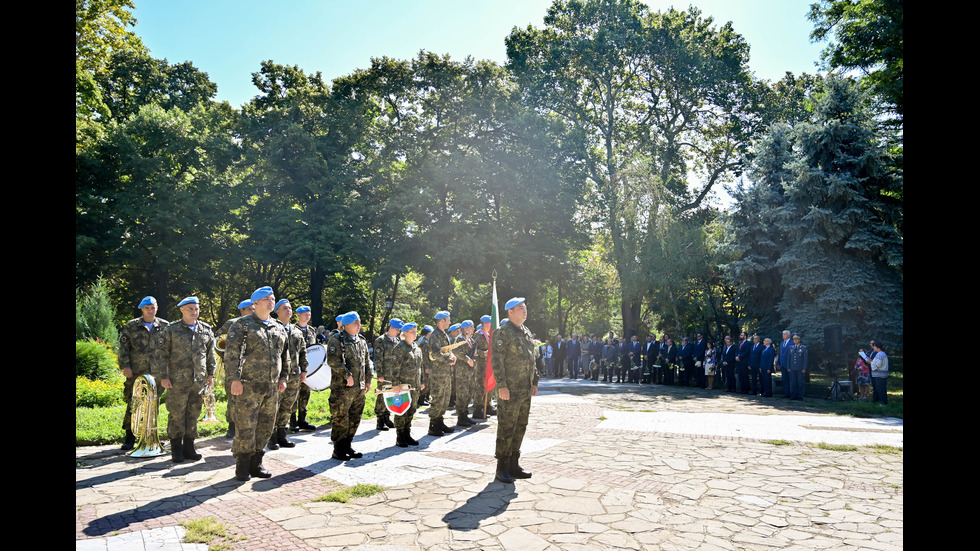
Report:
116,289,538,485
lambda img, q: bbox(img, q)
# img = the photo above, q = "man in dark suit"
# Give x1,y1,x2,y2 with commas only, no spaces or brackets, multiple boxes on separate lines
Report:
788,334,808,400
693,333,707,388
553,335,566,379
748,334,763,395
678,337,694,387
760,337,775,397
661,339,677,385
618,337,630,383
777,330,793,398
566,335,581,379
642,335,656,383
627,336,642,383
721,335,737,392
735,332,752,394
588,335,603,381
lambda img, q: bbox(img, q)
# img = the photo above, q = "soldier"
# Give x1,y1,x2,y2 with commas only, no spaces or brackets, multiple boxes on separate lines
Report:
426,311,458,436
268,299,307,450
326,311,372,460
372,318,403,431
386,321,423,447
156,296,216,462
224,286,289,482
292,305,318,432
216,299,253,438
452,320,477,428
417,325,433,406
118,296,169,450
492,297,539,483
471,315,493,420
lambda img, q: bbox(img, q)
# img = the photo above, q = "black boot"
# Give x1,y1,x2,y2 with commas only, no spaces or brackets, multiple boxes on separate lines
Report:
438,418,455,434
472,406,486,420
456,410,474,428
170,438,185,463
495,456,514,483
428,419,444,437
510,452,532,479
485,403,497,416
249,451,272,478
276,427,296,448
267,430,280,450
121,429,136,450
235,454,251,481
290,411,299,432
331,440,349,460
183,437,202,461
377,416,390,431
297,410,317,431
404,428,419,446
395,429,408,448
345,437,363,459
224,421,235,439
383,412,395,428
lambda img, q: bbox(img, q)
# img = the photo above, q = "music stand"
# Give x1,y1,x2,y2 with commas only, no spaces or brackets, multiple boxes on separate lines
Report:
825,360,853,401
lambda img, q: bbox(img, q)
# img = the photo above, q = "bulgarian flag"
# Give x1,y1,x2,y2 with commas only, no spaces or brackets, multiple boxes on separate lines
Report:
486,276,499,392
384,387,413,416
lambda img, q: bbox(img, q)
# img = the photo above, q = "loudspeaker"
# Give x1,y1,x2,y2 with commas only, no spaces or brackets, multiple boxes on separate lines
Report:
824,324,842,354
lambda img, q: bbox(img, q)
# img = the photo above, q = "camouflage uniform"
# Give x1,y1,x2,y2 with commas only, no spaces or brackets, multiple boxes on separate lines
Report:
274,321,308,430
426,327,455,421
154,320,217,440
471,327,491,417
452,334,476,417
223,314,289,458
491,321,539,460
373,333,399,419
326,331,371,444
386,339,423,430
216,317,242,400
118,316,169,431
418,333,432,404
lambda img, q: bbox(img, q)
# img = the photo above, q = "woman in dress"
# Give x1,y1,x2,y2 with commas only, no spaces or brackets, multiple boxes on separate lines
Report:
704,341,717,390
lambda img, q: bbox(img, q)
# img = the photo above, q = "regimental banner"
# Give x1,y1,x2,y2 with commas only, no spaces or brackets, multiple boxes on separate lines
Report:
383,389,413,416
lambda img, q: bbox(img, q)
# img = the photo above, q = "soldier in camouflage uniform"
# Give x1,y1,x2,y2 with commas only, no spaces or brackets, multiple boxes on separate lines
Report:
452,320,477,428
269,299,307,450
492,298,540,483
372,318,402,431
155,297,216,462
471,315,493,419
118,296,169,450
326,311,372,460
224,287,289,481
216,299,254,438
292,306,318,431
427,311,457,436
418,325,433,406
386,321,423,447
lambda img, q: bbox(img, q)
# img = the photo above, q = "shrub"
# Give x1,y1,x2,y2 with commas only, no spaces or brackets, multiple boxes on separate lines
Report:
76,375,124,408
76,276,119,349
76,339,120,381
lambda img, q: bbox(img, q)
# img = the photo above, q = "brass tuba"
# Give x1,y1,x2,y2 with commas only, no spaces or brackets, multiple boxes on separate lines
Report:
126,374,166,457
215,335,228,353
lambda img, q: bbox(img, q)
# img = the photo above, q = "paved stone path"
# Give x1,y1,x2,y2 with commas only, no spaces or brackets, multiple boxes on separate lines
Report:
76,379,902,550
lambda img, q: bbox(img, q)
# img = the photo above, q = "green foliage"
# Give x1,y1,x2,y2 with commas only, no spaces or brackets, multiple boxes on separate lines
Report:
313,484,385,503
75,339,120,382
76,277,120,348
76,375,124,408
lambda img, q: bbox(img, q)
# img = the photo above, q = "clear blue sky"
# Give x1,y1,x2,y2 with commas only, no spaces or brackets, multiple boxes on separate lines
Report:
133,0,825,109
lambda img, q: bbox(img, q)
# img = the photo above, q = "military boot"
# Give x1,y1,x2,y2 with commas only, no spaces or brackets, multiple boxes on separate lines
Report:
224,421,235,439
183,437,202,461
495,457,514,483
376,416,390,431
249,451,272,478
395,429,408,448
289,411,299,432
267,431,280,450
346,437,363,459
428,419,444,437
383,412,395,428
121,429,136,450
276,427,296,448
456,410,474,428
404,428,419,446
170,439,185,463
331,440,350,461
510,451,532,479
234,454,251,481
297,410,317,431
438,417,455,434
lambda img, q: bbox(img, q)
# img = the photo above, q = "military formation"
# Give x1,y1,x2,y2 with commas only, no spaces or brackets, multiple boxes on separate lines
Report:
117,287,538,485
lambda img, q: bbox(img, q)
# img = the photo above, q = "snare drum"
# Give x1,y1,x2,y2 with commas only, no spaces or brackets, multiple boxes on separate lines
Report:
304,344,331,390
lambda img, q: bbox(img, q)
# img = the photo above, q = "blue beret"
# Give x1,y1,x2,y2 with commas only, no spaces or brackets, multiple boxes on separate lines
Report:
250,286,274,302
500,318,509,326
138,296,157,308
177,296,199,307
274,299,291,312
423,325,434,332
389,318,404,330
480,315,491,324
461,320,473,328
434,310,450,320
340,311,360,325
335,314,344,321
504,297,526,310
237,299,253,310
401,322,417,332
448,323,460,332
295,305,310,314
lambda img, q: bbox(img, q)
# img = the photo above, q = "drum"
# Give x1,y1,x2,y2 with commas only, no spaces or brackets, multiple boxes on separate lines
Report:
304,344,331,391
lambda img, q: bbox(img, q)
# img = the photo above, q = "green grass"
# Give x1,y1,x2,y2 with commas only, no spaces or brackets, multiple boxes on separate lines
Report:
802,371,903,419
76,379,384,446
312,484,385,503
815,442,858,452
180,517,243,551
762,439,792,446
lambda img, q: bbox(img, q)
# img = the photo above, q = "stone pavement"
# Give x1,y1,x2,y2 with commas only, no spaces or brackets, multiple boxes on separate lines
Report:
76,378,903,550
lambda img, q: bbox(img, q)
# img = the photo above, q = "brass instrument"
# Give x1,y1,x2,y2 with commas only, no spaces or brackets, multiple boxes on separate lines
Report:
215,335,228,353
200,381,220,423
440,340,471,354
126,374,166,457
